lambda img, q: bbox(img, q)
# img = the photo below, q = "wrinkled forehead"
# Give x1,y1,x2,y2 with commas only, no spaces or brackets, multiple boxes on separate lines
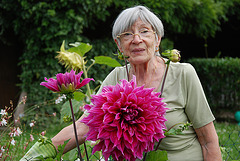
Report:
127,18,153,31
119,15,154,34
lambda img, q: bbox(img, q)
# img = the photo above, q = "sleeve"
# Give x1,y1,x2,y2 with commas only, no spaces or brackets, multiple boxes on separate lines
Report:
183,64,215,129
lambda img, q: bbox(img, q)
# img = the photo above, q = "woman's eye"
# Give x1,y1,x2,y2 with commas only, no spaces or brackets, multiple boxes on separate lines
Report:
123,32,133,36
140,30,149,34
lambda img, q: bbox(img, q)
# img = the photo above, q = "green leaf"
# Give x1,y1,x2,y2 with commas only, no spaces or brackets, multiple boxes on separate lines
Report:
55,139,70,161
60,99,84,123
67,42,92,57
145,150,168,161
74,91,86,101
94,56,121,67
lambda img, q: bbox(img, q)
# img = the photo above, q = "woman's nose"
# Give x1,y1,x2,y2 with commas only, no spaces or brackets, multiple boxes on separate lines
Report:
132,34,142,44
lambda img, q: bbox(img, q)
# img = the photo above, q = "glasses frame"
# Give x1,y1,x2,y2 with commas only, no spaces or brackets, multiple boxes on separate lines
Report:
116,29,156,41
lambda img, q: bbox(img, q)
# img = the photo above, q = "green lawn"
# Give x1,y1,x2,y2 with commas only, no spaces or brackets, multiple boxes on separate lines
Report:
215,122,240,161
1,122,239,160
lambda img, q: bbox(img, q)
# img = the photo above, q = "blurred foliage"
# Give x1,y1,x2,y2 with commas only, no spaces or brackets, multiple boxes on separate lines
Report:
188,58,240,114
0,0,240,106
113,0,240,38
0,0,112,104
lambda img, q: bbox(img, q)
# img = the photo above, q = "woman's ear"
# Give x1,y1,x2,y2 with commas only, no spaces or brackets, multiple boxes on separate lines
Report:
114,39,123,53
156,35,161,47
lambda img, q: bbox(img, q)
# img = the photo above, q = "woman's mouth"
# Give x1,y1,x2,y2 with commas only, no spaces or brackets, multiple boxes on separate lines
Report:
132,48,145,54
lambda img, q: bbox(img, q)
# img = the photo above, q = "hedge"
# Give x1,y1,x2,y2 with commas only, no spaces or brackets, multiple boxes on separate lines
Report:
187,57,240,115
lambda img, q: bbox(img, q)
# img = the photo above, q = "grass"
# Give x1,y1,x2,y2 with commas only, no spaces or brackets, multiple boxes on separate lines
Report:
1,121,239,160
215,122,240,161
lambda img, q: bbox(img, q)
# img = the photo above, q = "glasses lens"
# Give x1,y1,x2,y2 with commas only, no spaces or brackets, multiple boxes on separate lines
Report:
139,29,152,37
118,29,154,40
121,32,133,40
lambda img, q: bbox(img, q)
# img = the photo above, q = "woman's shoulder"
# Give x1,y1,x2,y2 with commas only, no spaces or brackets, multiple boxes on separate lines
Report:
113,65,128,72
169,61,196,75
101,65,128,85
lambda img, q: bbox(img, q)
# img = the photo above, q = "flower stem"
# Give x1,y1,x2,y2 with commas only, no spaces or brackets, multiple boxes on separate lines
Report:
124,57,129,81
82,60,92,98
143,62,170,161
69,98,83,161
154,61,170,152
160,61,170,97
84,142,89,161
3,138,11,161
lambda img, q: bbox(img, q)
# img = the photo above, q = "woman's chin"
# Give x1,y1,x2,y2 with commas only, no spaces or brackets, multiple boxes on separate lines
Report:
128,57,150,65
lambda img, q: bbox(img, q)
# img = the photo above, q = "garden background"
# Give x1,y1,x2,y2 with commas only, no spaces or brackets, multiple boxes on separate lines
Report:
0,0,240,160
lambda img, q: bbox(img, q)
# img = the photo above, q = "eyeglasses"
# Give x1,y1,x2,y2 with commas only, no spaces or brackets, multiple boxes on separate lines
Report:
117,29,155,41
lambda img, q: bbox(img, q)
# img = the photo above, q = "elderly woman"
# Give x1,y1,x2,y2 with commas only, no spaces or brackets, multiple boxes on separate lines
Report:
24,5,222,161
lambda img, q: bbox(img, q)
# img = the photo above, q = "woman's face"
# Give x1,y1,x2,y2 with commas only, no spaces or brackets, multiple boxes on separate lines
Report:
115,18,160,65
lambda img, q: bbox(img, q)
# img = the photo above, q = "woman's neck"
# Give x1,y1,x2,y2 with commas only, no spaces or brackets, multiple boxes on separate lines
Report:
129,56,165,88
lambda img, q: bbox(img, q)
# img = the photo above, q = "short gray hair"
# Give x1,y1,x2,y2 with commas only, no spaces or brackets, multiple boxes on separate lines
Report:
112,5,164,40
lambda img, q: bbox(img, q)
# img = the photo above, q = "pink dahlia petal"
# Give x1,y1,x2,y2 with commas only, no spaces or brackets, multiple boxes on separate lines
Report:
40,77,59,92
67,69,77,86
56,73,65,86
77,78,94,89
81,75,167,161
41,70,93,94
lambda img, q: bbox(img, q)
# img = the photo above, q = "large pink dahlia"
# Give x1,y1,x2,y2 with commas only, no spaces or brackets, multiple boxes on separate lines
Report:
81,76,167,161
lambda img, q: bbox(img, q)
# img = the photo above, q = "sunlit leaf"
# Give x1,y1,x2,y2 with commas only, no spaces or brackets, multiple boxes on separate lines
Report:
94,56,121,67
68,42,92,57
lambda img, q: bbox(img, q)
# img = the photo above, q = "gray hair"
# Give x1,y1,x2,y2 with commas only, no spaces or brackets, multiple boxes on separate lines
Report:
112,5,164,40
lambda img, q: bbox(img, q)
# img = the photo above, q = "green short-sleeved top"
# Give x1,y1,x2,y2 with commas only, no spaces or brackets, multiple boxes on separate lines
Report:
90,60,215,161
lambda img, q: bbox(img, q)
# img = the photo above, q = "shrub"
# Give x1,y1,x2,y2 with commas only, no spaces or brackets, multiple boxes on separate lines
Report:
187,58,240,115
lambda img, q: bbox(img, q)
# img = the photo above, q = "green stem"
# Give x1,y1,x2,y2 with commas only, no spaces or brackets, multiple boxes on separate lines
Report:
124,57,129,81
80,60,90,161
82,60,92,98
87,60,95,73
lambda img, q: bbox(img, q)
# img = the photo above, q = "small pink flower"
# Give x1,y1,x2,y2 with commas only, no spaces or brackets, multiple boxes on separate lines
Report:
11,139,16,146
0,109,7,116
24,142,28,150
29,120,36,127
0,118,7,126
11,127,22,137
41,131,46,136
81,76,167,161
30,134,34,142
40,69,94,94
79,106,85,112
15,119,20,124
21,96,27,104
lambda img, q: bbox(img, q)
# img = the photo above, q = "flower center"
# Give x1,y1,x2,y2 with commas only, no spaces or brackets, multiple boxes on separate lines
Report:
121,106,139,123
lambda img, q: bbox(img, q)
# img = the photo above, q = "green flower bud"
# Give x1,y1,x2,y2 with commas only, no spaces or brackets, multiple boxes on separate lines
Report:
113,50,129,60
63,115,72,123
169,49,181,62
161,49,181,63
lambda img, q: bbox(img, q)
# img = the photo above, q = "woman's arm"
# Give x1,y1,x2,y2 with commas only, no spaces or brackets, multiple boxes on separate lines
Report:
51,114,89,153
195,122,222,161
